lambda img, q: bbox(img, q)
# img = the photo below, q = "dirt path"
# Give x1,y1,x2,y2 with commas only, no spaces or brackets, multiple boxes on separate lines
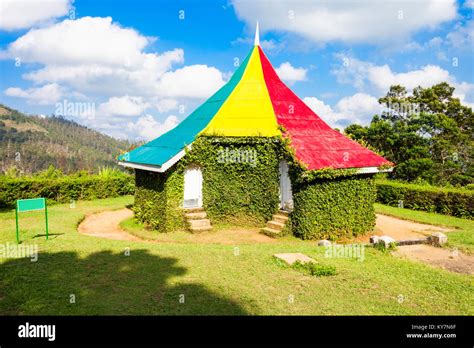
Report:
78,209,473,274
348,214,474,275
348,214,452,244
375,214,451,240
78,208,140,241
374,214,473,275
393,245,474,275
78,208,274,244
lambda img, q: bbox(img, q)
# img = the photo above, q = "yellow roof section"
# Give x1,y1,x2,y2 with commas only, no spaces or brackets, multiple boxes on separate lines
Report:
200,46,279,137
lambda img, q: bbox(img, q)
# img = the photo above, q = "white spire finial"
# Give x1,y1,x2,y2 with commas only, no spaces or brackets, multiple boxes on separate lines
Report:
254,21,260,46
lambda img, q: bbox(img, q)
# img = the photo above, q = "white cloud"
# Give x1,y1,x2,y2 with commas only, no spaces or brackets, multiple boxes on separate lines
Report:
5,83,63,105
5,17,150,66
260,39,283,52
428,36,444,48
368,65,452,91
2,15,227,139
331,55,372,90
303,93,382,128
232,0,457,44
155,65,225,99
303,96,337,121
404,20,474,57
275,62,307,84
232,36,284,52
394,19,473,59
2,17,224,100
446,20,474,49
126,114,178,141
336,93,381,122
153,99,178,113
332,55,474,105
0,0,72,31
98,95,149,117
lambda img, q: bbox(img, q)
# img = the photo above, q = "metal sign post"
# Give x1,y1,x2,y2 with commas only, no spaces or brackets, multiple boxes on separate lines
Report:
15,198,49,243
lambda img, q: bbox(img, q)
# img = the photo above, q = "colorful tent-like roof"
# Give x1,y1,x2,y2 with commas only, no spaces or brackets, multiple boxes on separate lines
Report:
118,28,392,173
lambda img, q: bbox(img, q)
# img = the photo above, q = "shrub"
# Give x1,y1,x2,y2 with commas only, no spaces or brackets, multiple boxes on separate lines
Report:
375,180,473,219
133,168,185,232
292,261,337,277
290,176,377,240
36,165,64,179
0,173,134,208
373,241,397,253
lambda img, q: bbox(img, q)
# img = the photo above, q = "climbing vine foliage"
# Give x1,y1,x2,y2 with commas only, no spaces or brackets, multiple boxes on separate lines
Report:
134,135,377,238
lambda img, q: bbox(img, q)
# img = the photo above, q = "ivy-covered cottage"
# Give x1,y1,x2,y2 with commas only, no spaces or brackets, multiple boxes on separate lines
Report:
118,29,392,240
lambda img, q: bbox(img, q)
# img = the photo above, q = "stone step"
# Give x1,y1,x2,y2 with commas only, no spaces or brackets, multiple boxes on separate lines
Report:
260,227,281,238
189,225,213,233
273,214,288,224
185,211,207,220
183,207,204,213
188,219,211,229
278,210,290,216
267,220,285,231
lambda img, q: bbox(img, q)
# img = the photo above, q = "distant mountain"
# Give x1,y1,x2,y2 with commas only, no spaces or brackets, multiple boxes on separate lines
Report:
0,104,135,174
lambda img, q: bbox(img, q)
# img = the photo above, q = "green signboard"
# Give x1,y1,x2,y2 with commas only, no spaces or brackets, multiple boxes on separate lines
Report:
16,198,49,243
17,198,46,212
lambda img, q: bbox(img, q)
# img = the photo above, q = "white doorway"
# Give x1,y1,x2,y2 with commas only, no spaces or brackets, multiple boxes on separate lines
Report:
279,160,293,211
183,165,203,208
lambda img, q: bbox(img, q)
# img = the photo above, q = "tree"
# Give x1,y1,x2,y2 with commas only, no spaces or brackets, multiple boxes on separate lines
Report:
345,83,473,186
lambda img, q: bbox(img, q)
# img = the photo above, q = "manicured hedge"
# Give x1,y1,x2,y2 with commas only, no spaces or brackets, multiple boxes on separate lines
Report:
0,174,134,208
290,177,377,240
376,180,473,219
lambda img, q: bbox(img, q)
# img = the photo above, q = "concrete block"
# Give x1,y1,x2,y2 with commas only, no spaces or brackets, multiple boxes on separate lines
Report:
429,232,448,247
378,235,396,248
318,240,332,247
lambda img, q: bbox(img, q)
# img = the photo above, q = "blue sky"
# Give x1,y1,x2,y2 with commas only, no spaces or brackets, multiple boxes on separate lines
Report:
0,0,473,140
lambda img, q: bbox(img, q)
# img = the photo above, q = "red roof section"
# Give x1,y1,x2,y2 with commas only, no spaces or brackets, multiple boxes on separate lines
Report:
258,47,392,170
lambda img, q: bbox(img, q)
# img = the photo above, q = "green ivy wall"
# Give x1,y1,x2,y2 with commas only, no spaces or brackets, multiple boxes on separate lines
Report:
289,176,377,240
134,167,186,232
133,136,377,238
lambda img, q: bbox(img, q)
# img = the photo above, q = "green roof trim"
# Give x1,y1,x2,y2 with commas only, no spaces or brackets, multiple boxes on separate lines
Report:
118,50,252,167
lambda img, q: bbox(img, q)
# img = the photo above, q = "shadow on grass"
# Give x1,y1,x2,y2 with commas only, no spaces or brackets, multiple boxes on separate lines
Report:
0,249,248,315
33,233,64,239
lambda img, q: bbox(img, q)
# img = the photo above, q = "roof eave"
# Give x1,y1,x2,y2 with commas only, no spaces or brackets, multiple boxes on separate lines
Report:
118,148,187,173
357,166,393,174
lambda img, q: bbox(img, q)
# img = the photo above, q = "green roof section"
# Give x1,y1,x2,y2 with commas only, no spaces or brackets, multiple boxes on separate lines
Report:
118,49,252,167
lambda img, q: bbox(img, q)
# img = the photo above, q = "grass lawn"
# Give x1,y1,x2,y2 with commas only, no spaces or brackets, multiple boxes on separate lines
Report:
374,203,474,254
0,196,472,315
